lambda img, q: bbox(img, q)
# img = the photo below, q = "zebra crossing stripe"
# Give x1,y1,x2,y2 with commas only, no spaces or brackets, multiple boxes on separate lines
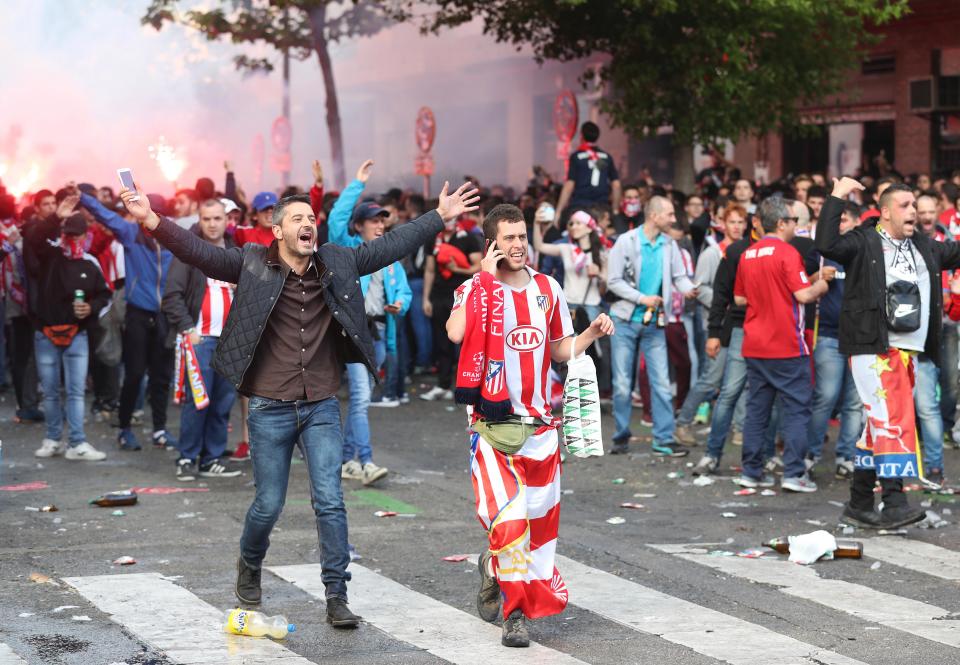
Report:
652,544,960,648
556,555,868,665
63,573,315,664
861,537,960,580
0,643,28,665
268,563,587,664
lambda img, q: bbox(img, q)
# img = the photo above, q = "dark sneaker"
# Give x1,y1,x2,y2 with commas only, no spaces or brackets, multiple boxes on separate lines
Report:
152,430,177,451
881,505,927,528
199,460,242,478
501,609,529,648
477,551,501,623
841,503,884,528
15,408,45,423
835,460,854,480
118,428,141,451
235,556,262,605
609,441,630,455
326,597,361,628
652,441,689,458
176,458,196,482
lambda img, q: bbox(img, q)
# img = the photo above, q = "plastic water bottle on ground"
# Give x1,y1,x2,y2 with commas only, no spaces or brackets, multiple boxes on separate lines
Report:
222,609,295,639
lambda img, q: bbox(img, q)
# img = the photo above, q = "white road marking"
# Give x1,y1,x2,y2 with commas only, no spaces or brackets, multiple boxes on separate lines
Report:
63,573,314,664
653,544,960,648
861,537,960,580
556,555,868,665
0,643,28,665
268,563,586,665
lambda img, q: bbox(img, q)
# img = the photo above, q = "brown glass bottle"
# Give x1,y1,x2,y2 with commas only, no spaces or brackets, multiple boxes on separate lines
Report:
764,537,863,559
90,490,138,507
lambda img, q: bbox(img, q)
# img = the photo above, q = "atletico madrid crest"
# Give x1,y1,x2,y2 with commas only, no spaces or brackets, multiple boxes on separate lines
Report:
536,295,549,312
485,359,504,394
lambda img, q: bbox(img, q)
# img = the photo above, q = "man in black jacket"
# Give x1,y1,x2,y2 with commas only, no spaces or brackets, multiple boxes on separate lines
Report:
817,177,960,528
120,180,478,627
23,197,111,461
162,199,241,482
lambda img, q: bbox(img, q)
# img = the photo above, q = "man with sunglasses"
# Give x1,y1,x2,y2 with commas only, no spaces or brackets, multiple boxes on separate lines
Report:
733,197,829,492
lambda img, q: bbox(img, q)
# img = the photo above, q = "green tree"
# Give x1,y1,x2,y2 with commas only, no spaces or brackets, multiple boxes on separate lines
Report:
143,0,402,188
415,0,908,189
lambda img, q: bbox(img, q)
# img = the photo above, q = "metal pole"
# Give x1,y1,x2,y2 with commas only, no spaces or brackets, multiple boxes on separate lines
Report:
423,174,430,200
281,7,291,189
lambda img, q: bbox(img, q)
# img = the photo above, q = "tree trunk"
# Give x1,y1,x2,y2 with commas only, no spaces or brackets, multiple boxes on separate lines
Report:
671,139,695,195
307,5,347,190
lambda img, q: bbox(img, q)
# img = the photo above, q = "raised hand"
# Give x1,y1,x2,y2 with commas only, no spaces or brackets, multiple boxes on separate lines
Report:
56,193,80,220
831,176,864,200
312,160,324,185
436,181,480,222
119,186,160,230
356,159,374,183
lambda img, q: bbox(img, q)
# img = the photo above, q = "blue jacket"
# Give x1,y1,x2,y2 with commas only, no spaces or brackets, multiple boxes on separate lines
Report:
328,179,412,352
80,193,173,313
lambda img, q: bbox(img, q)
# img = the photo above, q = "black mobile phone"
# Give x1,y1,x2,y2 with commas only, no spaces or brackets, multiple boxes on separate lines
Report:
485,239,505,267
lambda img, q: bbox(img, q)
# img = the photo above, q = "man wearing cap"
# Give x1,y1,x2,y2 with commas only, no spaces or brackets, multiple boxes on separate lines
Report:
327,160,410,483
234,191,279,248
23,191,111,461
78,183,177,452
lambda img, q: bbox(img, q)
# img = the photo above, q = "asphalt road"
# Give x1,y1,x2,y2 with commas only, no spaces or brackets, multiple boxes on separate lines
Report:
1,380,959,665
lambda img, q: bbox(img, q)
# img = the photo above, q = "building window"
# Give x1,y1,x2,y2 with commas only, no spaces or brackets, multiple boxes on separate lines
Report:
862,53,895,75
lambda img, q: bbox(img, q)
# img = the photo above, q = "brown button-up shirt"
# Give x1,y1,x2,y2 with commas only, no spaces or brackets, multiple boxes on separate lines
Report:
240,254,340,401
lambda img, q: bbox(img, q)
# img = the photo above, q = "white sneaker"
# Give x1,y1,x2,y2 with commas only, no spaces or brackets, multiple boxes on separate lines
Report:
370,398,400,408
781,475,818,493
341,460,363,480
35,438,64,458
419,386,452,401
64,442,106,461
362,462,388,485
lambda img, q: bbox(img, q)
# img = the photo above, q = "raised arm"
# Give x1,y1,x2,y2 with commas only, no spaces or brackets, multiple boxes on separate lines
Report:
79,191,138,247
353,181,479,277
816,177,865,263
532,216,564,257
119,186,243,284
327,159,372,248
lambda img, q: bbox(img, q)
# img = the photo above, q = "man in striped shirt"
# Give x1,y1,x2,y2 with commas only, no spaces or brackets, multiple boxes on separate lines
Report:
162,199,240,480
446,204,614,648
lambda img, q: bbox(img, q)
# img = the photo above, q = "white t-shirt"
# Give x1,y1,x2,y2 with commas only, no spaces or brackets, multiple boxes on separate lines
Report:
452,267,574,422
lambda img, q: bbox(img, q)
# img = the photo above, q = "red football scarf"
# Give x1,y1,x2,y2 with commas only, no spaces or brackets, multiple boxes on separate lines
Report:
578,140,599,163
60,234,86,259
454,271,511,420
174,335,210,410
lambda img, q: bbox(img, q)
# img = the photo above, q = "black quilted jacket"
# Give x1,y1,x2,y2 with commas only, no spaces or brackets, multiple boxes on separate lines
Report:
151,211,444,389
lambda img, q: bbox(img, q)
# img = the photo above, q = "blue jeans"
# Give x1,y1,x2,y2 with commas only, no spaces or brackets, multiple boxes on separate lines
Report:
178,337,237,465
915,357,944,472
34,331,88,445
706,327,748,461
385,315,408,399
612,316,674,444
240,395,350,598
743,357,811,480
807,337,862,463
677,346,727,425
408,277,432,368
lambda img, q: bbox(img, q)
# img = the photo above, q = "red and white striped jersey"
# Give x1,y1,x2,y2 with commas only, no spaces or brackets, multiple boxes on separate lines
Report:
453,267,573,422
196,278,234,337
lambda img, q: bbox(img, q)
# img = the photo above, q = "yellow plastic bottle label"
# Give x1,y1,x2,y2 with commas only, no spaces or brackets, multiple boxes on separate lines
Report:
227,609,251,635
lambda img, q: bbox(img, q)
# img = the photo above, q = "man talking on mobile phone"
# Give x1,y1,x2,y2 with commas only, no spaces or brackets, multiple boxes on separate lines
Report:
119,179,479,626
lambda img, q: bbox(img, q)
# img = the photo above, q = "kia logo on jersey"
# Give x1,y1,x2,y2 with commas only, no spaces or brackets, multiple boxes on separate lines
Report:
506,325,544,351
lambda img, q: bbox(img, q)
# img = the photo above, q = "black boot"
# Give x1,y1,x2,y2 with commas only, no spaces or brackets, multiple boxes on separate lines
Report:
235,556,262,605
477,551,501,623
326,597,361,628
501,609,529,647
842,469,883,528
879,477,926,527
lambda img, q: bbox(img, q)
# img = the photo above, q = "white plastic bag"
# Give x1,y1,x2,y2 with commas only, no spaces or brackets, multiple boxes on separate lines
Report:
787,530,837,564
562,344,603,458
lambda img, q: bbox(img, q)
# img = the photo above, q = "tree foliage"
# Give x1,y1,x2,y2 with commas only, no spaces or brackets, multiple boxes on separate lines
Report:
414,0,909,146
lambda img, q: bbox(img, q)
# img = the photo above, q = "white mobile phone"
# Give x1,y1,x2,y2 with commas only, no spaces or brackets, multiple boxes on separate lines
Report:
116,168,139,201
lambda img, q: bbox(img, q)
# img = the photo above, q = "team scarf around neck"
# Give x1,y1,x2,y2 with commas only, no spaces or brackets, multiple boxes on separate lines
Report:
578,140,599,163
60,234,86,259
454,271,511,420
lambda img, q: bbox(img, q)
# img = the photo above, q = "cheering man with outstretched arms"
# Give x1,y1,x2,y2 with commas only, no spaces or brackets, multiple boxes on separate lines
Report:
118,180,479,627
817,176,960,528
